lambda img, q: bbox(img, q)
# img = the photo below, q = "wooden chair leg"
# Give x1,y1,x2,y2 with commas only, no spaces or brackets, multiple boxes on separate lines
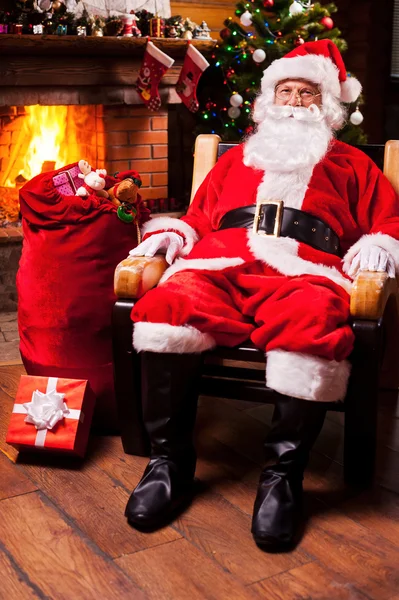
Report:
112,299,150,456
344,319,382,487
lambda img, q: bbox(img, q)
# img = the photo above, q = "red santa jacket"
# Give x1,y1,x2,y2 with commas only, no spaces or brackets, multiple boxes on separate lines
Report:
141,141,399,292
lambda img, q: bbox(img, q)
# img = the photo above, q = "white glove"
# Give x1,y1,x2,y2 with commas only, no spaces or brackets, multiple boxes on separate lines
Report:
345,245,396,279
129,232,185,265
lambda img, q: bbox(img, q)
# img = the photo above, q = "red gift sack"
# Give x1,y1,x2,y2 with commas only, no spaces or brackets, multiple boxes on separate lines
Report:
17,162,149,429
6,375,96,457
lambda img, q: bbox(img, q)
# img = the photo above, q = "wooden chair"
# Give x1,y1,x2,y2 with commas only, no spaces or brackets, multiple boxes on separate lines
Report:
112,134,399,487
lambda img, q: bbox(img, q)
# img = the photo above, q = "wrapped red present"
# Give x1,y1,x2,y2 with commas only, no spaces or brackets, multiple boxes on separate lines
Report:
6,375,96,457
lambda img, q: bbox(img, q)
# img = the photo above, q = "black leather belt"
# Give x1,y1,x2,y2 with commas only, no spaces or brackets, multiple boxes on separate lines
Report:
218,202,341,257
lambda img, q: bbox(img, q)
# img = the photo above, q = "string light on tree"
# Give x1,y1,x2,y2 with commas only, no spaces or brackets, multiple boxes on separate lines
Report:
349,106,364,125
240,11,253,26
253,48,266,63
230,93,243,107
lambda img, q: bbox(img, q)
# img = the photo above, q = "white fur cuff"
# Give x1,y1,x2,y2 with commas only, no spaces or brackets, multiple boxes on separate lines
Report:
141,217,199,256
266,349,351,402
160,257,245,283
133,322,216,353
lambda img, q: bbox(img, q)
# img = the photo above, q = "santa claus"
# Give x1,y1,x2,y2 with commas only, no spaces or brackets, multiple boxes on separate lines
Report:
124,40,399,550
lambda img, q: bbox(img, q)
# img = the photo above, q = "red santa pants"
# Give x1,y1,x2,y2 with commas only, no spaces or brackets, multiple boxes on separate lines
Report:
132,261,354,402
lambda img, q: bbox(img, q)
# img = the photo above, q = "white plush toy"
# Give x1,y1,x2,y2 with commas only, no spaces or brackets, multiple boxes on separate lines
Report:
78,159,92,178
76,168,109,199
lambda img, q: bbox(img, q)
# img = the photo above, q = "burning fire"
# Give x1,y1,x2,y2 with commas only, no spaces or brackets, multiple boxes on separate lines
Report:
1,104,96,224
4,105,69,187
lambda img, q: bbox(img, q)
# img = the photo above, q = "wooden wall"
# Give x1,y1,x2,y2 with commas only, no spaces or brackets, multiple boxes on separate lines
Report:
171,0,235,39
334,0,394,143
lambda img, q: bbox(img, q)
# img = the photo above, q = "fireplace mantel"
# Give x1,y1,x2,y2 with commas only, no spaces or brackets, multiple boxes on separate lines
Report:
0,35,217,106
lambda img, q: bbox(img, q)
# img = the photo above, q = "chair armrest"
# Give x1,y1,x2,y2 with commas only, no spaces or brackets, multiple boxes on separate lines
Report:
114,255,168,299
350,271,398,319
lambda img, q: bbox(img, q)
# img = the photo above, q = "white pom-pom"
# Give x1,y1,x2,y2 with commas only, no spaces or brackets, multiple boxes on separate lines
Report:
289,1,303,16
340,76,362,103
240,11,253,26
253,49,266,63
230,94,243,107
228,106,241,119
349,108,364,126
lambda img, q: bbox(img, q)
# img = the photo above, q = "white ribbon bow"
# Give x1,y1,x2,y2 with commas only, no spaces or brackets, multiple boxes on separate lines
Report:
12,377,82,448
23,388,70,431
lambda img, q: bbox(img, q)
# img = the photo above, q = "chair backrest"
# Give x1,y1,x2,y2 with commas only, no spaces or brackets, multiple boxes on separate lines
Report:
190,134,399,202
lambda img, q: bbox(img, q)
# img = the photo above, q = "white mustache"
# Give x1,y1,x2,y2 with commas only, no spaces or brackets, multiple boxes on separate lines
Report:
264,104,323,122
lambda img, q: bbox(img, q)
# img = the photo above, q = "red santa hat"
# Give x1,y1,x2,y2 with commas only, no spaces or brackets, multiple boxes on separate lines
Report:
260,40,361,104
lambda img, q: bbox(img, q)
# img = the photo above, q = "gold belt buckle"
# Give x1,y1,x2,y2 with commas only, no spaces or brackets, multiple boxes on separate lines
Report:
253,200,284,237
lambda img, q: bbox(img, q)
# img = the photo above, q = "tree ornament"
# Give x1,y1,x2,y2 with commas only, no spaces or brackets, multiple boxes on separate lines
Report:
230,94,243,107
349,107,364,125
320,16,334,30
38,0,52,10
220,27,230,40
51,0,64,13
289,1,303,16
263,0,274,7
253,49,266,63
295,36,305,46
228,106,241,119
240,11,253,27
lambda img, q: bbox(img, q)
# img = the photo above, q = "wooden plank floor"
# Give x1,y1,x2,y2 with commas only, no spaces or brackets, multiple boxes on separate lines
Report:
1,364,399,599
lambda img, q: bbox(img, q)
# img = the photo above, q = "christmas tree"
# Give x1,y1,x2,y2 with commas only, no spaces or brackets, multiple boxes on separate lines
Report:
197,0,366,144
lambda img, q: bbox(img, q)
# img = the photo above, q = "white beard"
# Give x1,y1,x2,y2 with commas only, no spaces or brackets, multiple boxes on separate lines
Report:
243,104,334,173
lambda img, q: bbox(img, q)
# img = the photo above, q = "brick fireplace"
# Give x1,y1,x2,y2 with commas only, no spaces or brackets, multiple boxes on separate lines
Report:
0,104,170,222
0,35,215,311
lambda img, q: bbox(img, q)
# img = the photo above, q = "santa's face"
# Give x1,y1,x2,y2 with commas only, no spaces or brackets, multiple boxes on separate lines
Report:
274,78,322,109
244,91,332,173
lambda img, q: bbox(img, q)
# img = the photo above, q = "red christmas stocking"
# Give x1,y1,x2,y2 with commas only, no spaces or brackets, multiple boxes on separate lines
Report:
176,44,210,112
135,40,175,111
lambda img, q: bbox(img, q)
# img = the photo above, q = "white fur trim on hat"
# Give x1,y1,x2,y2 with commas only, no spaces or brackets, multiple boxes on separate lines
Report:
261,54,361,103
160,257,245,283
266,349,351,402
141,216,199,256
343,232,399,277
133,321,216,353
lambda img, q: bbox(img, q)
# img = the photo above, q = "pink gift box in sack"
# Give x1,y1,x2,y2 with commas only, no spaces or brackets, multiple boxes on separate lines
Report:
53,164,83,196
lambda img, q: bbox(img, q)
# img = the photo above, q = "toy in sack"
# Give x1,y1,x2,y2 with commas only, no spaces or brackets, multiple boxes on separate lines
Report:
17,160,150,429
6,376,96,457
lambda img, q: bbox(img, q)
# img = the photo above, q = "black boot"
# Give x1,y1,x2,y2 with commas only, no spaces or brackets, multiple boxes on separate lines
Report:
251,395,326,550
125,351,202,530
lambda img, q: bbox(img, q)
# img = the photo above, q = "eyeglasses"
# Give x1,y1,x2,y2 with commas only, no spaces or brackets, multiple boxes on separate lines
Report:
274,84,321,104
